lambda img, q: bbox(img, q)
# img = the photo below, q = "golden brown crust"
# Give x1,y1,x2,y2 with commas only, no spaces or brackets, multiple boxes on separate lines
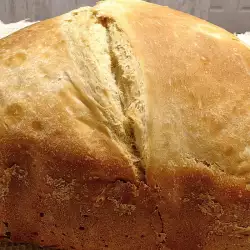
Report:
1,0,250,249
0,8,139,183
96,0,250,178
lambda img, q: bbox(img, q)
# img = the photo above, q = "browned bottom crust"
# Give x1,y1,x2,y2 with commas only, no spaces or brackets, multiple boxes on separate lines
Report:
0,241,52,249
1,166,250,250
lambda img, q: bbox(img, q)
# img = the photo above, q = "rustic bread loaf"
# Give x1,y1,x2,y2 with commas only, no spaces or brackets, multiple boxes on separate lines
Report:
1,0,250,249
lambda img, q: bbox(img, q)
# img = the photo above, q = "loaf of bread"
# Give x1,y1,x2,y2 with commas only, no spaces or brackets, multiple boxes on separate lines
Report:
1,0,250,249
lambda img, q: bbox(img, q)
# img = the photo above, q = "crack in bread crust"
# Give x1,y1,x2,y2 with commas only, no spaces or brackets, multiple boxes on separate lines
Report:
96,15,147,181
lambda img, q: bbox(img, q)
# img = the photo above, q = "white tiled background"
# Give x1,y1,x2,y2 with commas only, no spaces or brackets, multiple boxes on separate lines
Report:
154,0,250,33
0,0,250,33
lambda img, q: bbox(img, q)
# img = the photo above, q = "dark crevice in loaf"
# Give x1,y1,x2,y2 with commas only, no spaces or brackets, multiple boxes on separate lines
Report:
39,212,45,218
192,158,225,174
157,210,164,234
154,206,165,234
193,158,212,168
0,222,11,240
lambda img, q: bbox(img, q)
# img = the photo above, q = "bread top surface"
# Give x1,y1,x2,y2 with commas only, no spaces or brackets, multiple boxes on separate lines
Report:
0,0,250,196
96,0,250,181
0,6,142,188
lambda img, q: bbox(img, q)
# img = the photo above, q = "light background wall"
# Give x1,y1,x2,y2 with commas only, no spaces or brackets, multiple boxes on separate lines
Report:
0,0,250,33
